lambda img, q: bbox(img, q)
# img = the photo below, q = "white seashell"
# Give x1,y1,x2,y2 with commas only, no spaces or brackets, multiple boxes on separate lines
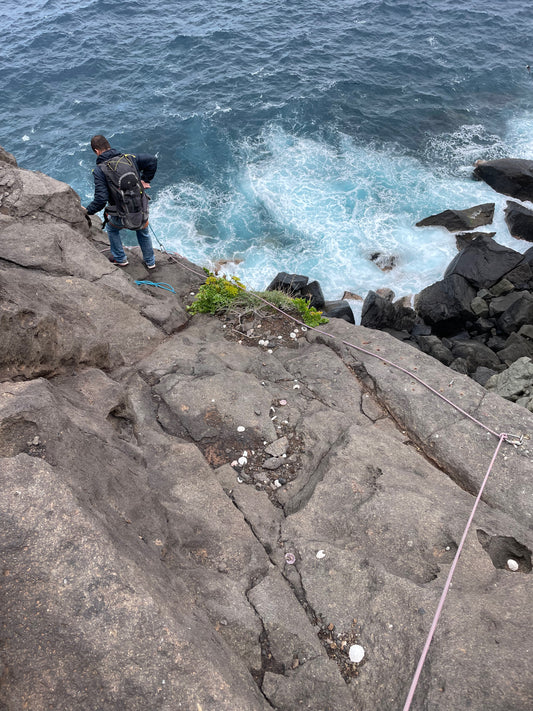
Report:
349,644,365,663
316,550,326,559
268,349,273,354
507,559,519,571
293,384,300,389
238,456,248,466
290,332,297,338
242,451,248,457
237,426,245,432
231,460,238,467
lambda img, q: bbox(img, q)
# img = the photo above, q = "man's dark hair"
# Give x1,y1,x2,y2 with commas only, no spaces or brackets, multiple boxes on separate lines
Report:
90,135,111,152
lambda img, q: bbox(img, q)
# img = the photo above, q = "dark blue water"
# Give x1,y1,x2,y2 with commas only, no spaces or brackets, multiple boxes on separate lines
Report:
3,0,533,304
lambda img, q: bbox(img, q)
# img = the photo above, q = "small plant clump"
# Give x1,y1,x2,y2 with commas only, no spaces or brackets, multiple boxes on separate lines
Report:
187,274,246,315
188,272,328,327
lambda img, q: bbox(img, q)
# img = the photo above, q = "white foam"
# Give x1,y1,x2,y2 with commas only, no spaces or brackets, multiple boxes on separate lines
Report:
152,124,532,305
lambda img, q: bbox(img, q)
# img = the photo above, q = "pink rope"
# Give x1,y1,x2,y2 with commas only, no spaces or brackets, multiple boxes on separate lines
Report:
402,432,507,710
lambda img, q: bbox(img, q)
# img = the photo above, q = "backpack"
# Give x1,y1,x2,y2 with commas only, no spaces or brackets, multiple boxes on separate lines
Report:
100,154,149,230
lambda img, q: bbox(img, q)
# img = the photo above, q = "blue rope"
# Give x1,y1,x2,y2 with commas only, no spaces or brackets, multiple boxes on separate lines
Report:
134,280,176,293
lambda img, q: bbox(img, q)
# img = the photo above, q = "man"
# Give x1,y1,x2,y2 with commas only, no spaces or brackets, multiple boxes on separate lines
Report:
82,135,157,269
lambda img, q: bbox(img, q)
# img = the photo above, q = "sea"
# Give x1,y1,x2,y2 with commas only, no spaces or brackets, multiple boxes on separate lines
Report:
3,0,533,318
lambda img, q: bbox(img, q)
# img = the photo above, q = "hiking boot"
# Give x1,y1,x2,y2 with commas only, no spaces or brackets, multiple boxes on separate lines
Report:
144,262,156,270
108,257,129,266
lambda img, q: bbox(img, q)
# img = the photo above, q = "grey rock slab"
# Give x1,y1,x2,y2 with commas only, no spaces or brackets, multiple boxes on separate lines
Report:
262,656,354,711
248,569,326,667
0,455,272,711
0,266,165,380
282,416,533,711
215,463,284,554
155,370,277,442
308,319,533,528
280,344,368,420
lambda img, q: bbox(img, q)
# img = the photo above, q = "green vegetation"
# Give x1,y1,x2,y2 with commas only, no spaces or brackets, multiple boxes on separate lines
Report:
188,273,328,327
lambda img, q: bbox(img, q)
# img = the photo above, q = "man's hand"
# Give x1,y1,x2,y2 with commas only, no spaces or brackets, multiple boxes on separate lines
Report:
141,181,151,189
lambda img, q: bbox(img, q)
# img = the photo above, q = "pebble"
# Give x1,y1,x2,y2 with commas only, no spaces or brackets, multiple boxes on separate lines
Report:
316,550,326,559
507,559,519,571
237,426,245,432
262,457,283,471
348,644,365,663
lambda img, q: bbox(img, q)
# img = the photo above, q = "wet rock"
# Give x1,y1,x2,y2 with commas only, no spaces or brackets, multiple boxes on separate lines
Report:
416,203,495,231
505,201,533,242
444,235,523,289
267,272,309,295
370,252,397,271
473,158,533,201
455,231,495,250
300,280,326,309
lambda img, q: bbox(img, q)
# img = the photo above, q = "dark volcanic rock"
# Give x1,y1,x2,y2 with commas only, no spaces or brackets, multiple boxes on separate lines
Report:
455,231,495,250
497,292,533,334
473,158,533,201
416,203,494,231
444,235,523,289
267,271,309,294
504,200,533,242
323,299,355,324
415,274,476,333
361,291,396,329
299,279,326,309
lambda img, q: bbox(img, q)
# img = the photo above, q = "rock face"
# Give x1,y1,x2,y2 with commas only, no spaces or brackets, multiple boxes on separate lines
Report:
1,150,533,711
473,158,533,201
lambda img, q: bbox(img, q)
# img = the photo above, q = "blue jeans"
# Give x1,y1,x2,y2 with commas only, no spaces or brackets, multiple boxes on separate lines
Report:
106,216,155,266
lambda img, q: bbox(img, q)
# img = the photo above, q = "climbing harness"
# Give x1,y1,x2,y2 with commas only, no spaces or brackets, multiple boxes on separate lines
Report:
146,222,526,708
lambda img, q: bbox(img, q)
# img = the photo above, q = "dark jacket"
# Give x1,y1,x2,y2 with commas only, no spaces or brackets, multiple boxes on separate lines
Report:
85,148,157,215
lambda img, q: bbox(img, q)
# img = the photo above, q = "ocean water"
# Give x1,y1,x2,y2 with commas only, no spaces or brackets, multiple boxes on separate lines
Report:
3,0,533,311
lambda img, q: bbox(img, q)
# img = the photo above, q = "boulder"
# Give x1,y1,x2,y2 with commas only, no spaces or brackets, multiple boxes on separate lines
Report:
455,231,495,250
416,334,454,366
299,279,325,309
267,272,309,294
415,274,476,334
450,340,501,373
322,299,355,324
504,200,533,242
497,292,533,334
370,251,397,271
497,332,533,365
485,356,533,401
360,291,396,329
444,235,524,289
416,203,494,231
473,158,533,201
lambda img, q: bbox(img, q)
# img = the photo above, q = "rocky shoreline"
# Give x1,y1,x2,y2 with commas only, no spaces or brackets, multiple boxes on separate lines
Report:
1,147,532,710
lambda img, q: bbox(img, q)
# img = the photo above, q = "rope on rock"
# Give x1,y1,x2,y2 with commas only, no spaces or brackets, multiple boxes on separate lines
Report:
148,224,524,706
134,280,176,293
